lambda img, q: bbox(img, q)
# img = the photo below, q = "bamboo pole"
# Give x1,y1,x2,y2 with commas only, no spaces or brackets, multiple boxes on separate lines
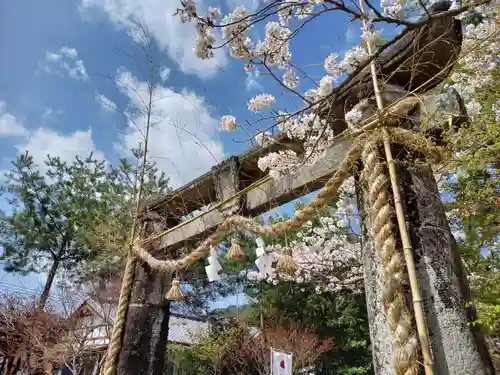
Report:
101,39,156,375
358,1,435,374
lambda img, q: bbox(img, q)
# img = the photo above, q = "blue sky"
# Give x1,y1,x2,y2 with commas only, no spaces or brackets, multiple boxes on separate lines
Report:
0,0,369,300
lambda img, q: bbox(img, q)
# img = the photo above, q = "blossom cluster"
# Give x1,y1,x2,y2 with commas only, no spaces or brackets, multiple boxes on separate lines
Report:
221,7,252,59
257,149,301,180
243,178,363,294
256,112,335,179
178,1,373,179
259,21,292,68
450,5,499,118
180,0,488,184
220,115,237,131
380,0,403,19
248,94,276,112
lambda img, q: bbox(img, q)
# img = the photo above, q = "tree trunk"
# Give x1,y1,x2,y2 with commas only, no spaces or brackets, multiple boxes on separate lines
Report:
0,356,7,375
38,231,69,310
3,356,13,375
115,262,172,375
10,356,21,375
357,148,496,374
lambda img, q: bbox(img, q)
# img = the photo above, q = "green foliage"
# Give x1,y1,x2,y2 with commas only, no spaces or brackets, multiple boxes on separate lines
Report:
0,152,108,276
169,324,247,375
0,149,171,300
246,281,372,375
439,33,500,338
80,148,171,279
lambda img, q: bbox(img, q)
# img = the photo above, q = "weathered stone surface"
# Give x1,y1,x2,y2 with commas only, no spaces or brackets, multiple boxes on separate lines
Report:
212,155,241,215
116,262,172,375
157,140,353,252
116,218,174,375
398,161,495,375
357,152,495,375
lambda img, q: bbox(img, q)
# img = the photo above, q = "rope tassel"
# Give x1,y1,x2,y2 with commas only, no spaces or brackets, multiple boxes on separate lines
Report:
276,248,297,276
166,279,185,301
227,238,246,261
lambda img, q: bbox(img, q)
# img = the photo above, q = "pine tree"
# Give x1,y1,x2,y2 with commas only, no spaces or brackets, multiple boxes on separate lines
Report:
0,152,109,309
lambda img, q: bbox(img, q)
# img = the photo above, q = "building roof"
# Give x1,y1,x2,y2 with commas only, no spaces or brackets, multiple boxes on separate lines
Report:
168,315,210,345
73,299,210,347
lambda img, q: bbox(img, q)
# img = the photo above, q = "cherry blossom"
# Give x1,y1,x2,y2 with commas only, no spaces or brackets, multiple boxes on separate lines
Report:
248,94,276,112
262,22,292,68
256,111,340,178
221,115,237,131
344,105,364,130
177,0,197,23
317,75,334,98
257,149,301,180
177,0,485,182
221,6,252,59
450,4,499,119
277,2,294,26
283,69,299,89
381,0,403,18
243,178,363,294
340,46,369,74
194,23,215,59
361,25,383,45
324,53,342,78
208,7,221,20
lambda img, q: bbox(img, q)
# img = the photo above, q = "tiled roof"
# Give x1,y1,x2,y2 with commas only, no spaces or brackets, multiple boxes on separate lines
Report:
77,299,210,347
168,315,210,345
85,299,116,323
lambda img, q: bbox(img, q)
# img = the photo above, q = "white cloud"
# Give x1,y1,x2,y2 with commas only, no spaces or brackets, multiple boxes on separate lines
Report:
44,46,88,81
0,101,102,169
115,70,225,187
160,67,171,82
16,128,105,168
245,70,263,92
80,0,228,80
0,102,28,137
96,93,117,112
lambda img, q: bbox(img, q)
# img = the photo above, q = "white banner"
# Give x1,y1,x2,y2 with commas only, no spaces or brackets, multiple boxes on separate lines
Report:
271,348,292,375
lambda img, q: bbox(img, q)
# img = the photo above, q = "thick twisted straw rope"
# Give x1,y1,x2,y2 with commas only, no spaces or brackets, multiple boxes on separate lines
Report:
103,127,440,375
361,138,420,375
132,128,440,274
132,134,365,272
102,254,136,375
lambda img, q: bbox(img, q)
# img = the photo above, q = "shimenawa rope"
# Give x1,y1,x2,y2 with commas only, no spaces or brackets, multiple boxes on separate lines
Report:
104,127,440,375
361,138,419,375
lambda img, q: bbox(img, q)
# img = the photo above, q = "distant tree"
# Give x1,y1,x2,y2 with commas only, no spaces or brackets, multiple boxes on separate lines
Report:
79,147,171,283
169,319,333,375
0,149,171,310
0,153,110,309
0,292,67,375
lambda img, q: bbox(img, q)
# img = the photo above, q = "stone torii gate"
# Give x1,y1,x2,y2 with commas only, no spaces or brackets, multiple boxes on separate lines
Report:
113,3,495,375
